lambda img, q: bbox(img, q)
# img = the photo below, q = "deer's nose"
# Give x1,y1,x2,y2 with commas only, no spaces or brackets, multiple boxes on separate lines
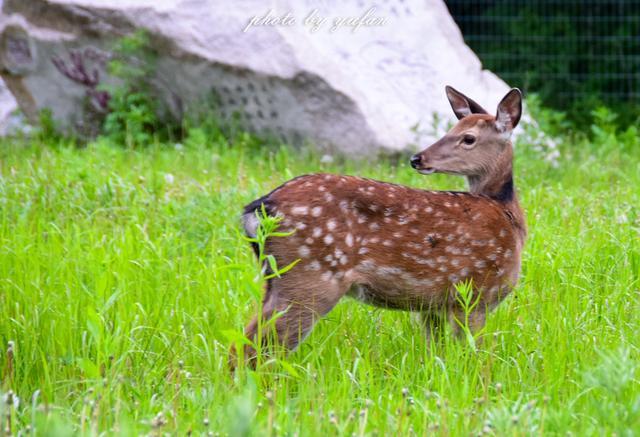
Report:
410,154,422,169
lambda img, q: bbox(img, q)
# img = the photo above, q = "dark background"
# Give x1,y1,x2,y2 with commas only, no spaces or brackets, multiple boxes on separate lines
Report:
446,0,640,125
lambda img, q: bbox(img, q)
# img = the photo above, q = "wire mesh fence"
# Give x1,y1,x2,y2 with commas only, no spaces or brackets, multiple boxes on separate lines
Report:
446,1,640,112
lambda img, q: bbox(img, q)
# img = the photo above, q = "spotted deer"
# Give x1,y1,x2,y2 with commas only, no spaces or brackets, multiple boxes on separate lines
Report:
232,86,526,368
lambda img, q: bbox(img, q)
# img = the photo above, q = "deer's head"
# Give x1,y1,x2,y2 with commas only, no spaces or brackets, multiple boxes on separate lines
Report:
410,86,522,178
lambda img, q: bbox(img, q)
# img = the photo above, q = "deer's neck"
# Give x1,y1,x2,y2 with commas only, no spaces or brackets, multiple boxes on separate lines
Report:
467,145,527,238
467,145,514,200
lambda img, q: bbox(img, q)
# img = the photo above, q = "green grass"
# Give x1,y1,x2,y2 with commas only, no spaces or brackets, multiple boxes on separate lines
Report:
0,128,639,435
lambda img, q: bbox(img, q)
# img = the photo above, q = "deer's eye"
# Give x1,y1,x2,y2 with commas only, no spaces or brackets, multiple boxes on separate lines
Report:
462,134,476,146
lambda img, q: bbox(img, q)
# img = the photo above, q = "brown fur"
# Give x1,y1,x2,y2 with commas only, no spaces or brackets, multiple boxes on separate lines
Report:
230,87,527,369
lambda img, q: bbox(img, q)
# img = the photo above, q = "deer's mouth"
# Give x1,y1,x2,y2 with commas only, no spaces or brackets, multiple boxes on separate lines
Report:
418,167,436,175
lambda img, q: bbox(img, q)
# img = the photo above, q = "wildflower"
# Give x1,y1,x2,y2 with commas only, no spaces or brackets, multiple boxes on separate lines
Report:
151,412,167,428
3,390,19,409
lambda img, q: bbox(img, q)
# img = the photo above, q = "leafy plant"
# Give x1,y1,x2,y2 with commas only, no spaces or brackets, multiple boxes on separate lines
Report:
230,205,300,371
452,281,483,350
101,30,162,147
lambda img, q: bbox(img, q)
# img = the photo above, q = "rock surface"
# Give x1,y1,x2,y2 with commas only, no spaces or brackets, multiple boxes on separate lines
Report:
0,77,18,135
0,0,510,153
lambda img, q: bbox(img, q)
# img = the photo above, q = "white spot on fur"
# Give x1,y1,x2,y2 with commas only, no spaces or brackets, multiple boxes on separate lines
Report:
445,246,462,255
305,237,314,244
504,249,513,259
298,246,310,257
345,233,354,247
324,234,334,245
295,222,307,230
327,219,337,231
448,274,459,282
499,229,507,238
313,227,323,238
339,200,349,212
340,255,348,265
358,247,369,255
321,271,333,281
382,240,393,247
415,258,436,267
369,222,380,231
291,206,309,216
311,206,323,217
307,260,321,271
474,260,486,268
487,253,498,261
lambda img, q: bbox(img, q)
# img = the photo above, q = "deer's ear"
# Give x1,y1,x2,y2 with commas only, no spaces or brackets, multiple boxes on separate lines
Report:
445,85,489,120
495,88,522,133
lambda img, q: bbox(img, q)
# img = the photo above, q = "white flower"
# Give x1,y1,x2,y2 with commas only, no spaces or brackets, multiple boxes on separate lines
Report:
164,173,175,184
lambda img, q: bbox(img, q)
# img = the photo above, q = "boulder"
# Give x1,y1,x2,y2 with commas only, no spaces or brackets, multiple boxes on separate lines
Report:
0,77,18,135
0,0,510,154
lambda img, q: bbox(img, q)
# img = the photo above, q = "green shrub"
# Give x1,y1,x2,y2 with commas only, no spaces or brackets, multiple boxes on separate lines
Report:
101,30,166,147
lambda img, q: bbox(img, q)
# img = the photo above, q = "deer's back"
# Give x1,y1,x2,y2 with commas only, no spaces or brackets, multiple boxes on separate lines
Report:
248,174,525,310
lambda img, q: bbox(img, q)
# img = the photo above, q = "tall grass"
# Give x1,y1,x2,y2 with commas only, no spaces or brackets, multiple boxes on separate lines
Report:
0,126,638,435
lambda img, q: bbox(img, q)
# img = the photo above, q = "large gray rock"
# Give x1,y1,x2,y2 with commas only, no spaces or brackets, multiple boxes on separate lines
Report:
0,0,510,154
0,77,18,135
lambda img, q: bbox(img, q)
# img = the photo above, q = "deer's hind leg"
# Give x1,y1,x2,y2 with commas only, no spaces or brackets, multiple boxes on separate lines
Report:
230,270,347,370
420,311,446,347
447,307,487,344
